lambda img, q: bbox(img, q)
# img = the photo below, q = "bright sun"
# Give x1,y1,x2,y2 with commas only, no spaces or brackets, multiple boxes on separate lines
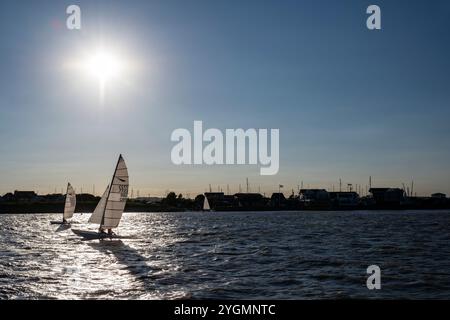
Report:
83,49,123,83
67,45,131,105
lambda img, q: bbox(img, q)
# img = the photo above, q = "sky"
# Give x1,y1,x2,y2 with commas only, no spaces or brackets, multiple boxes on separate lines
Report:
1,0,450,197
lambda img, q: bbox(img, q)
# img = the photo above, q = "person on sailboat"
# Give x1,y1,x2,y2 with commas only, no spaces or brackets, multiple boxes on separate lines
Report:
98,227,114,235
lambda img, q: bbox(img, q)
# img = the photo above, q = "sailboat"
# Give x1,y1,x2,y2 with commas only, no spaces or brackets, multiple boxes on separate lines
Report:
50,182,76,225
73,154,129,240
203,194,211,212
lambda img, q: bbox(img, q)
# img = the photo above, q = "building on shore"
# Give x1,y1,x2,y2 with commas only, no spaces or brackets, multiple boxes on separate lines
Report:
204,192,225,208
329,191,359,209
299,189,330,209
235,193,267,209
369,188,404,207
13,191,38,202
270,192,287,208
202,192,230,210
431,193,446,199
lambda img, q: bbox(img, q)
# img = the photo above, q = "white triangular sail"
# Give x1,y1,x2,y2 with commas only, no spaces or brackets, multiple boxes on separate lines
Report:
88,185,109,224
203,195,210,211
102,155,129,229
63,183,76,220
88,155,129,229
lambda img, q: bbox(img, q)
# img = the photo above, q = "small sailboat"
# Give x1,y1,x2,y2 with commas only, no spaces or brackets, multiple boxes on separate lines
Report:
73,155,129,240
50,182,76,225
203,194,211,212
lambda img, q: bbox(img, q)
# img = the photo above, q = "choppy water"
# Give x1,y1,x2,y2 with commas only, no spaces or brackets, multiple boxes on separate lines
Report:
1,211,450,299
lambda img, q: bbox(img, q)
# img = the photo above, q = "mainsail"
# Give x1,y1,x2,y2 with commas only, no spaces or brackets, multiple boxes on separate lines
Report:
63,182,76,220
88,155,129,229
203,195,210,211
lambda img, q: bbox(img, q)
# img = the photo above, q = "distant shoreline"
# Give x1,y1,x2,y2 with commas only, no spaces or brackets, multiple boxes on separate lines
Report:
2,190,450,213
0,202,187,214
1,202,449,214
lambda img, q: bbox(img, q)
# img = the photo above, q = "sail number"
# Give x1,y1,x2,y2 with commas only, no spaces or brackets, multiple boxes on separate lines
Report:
119,185,128,200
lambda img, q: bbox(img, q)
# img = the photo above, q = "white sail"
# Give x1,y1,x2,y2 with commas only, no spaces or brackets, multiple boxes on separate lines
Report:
63,183,76,220
203,195,210,211
88,185,109,224
101,155,129,229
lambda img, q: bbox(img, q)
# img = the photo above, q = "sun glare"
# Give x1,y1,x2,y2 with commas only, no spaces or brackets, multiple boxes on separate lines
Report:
84,49,123,83
75,47,128,105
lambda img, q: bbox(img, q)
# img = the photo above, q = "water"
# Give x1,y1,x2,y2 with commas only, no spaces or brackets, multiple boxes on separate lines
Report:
1,210,450,299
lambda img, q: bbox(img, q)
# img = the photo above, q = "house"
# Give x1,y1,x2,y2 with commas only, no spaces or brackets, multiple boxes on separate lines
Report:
204,192,225,201
234,193,267,209
299,189,330,209
13,191,37,202
203,192,225,210
329,192,359,208
300,189,329,201
369,188,404,206
429,193,448,207
431,193,446,199
2,193,15,202
270,192,286,207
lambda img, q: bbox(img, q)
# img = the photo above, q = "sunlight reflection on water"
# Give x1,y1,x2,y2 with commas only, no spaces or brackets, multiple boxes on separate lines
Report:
1,211,450,299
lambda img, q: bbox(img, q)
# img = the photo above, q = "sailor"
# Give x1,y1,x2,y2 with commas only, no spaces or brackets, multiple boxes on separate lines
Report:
107,229,114,235
99,227,106,234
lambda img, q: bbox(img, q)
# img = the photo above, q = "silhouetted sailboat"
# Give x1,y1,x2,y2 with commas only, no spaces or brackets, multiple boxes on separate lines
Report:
203,194,211,211
73,155,129,239
50,182,76,225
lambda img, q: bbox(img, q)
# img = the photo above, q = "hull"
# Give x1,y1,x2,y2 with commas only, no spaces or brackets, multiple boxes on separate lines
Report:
72,229,134,240
50,220,78,225
50,221,69,225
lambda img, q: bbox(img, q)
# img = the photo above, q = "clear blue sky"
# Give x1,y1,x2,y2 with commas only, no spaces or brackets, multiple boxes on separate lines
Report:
1,0,450,196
